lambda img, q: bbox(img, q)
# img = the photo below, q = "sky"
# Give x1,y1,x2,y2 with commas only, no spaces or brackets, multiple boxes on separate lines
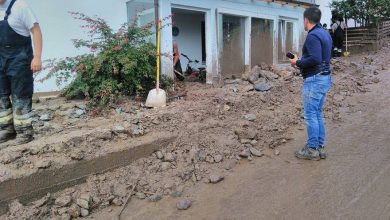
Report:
25,0,129,92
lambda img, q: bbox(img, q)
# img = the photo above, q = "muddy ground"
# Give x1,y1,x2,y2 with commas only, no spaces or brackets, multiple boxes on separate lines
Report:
0,41,389,219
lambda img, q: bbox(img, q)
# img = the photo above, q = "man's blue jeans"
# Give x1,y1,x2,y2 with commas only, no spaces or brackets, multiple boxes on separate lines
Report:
303,74,332,149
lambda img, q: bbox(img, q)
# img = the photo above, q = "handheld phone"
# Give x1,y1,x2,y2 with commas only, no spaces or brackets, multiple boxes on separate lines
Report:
286,52,295,59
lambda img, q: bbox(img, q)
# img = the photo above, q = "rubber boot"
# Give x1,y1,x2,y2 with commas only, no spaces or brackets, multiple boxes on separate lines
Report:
0,125,16,144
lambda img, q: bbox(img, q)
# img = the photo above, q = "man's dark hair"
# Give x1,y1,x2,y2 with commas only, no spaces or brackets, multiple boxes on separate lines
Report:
304,7,322,24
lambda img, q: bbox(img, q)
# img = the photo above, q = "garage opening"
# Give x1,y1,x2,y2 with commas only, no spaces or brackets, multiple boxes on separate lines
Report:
251,18,274,66
172,8,206,74
220,15,246,78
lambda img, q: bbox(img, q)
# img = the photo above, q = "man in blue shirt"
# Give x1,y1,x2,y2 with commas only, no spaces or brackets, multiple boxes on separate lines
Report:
290,7,333,160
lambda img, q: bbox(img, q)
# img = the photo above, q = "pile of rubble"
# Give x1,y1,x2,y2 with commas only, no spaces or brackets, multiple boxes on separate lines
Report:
2,42,390,219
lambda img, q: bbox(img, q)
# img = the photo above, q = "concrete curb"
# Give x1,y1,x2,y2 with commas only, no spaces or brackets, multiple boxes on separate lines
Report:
0,134,176,215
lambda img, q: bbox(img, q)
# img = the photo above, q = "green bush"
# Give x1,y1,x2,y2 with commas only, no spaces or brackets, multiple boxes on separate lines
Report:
43,12,166,108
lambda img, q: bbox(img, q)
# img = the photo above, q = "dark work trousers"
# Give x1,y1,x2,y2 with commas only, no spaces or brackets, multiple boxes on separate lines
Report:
334,36,344,51
0,45,34,135
0,0,34,136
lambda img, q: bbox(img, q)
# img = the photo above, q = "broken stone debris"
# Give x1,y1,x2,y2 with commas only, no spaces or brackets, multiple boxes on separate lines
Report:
209,174,224,184
255,82,272,92
177,199,192,210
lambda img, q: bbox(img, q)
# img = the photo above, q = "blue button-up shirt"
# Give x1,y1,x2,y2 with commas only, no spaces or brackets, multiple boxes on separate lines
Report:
297,24,333,78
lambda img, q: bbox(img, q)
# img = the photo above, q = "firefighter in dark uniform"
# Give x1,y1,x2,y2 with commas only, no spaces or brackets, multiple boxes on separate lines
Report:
0,0,42,146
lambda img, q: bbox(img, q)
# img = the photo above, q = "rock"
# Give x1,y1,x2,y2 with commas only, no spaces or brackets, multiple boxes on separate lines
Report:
111,198,123,206
206,156,215,164
79,194,91,203
60,213,71,220
235,129,258,140
29,146,41,155
239,149,251,158
115,108,123,114
74,109,86,118
260,70,279,80
197,149,207,161
40,113,52,121
274,149,280,156
55,196,72,207
53,142,65,153
112,198,123,206
112,125,127,134
213,155,223,163
243,114,257,121
254,83,272,92
177,199,192,210
225,79,241,84
223,104,231,111
96,129,112,140
76,199,89,210
80,208,89,217
250,140,258,145
372,78,380,84
35,160,51,169
164,153,175,162
240,139,252,144
160,162,172,171
280,70,293,80
34,193,51,207
224,160,237,170
131,125,144,136
57,207,68,215
243,85,255,92
148,194,162,202
152,118,160,125
67,204,81,218
171,186,184,197
155,151,164,160
248,73,259,84
70,151,84,161
188,148,197,162
249,147,264,157
76,104,87,110
92,196,101,205
0,151,22,164
136,192,146,200
112,184,128,198
209,174,224,184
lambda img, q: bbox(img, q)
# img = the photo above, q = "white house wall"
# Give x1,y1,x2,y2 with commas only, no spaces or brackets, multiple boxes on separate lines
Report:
158,0,306,83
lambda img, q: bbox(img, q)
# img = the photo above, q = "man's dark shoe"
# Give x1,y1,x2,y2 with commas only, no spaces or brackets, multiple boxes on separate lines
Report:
295,146,320,161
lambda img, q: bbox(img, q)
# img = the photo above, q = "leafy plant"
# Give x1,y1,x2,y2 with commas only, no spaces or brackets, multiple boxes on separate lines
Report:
330,0,390,26
42,12,172,108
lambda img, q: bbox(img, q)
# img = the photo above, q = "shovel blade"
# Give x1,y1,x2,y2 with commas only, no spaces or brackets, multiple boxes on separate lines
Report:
145,88,167,108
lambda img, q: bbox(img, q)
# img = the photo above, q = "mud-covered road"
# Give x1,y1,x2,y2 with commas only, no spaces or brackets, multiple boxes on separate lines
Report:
93,70,390,220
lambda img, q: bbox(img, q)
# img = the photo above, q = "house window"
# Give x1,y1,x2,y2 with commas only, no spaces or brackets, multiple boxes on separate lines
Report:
126,0,155,43
278,20,294,63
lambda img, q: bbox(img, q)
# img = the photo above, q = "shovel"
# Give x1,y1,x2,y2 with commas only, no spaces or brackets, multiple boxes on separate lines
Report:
343,27,350,57
145,1,166,108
